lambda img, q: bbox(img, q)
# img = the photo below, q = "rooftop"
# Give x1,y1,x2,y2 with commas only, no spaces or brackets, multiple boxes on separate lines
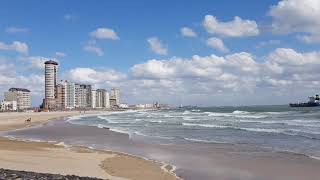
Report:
9,88,31,92
44,60,58,65
96,89,107,92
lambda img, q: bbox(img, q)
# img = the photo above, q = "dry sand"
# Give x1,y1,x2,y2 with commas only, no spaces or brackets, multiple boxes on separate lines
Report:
0,112,179,180
0,111,81,131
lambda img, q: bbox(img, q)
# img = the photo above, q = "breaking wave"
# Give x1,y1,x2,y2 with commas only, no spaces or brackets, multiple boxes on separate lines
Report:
205,111,268,119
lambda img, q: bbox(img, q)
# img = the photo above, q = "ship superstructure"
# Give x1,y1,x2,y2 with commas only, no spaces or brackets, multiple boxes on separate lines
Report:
290,95,320,107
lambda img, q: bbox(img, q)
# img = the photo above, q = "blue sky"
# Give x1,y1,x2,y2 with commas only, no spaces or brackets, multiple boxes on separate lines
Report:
0,0,279,69
1,0,320,106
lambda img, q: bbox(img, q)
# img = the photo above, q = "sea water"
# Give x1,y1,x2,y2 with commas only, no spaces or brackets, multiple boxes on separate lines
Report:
68,105,320,158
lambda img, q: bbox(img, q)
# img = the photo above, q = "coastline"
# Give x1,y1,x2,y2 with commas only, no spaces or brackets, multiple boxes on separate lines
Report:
8,111,320,180
0,111,181,180
3,110,320,180
0,111,84,131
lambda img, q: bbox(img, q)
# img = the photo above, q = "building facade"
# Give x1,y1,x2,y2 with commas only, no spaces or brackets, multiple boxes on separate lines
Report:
55,83,65,110
96,89,106,108
105,91,110,108
4,88,31,110
44,60,58,99
75,84,92,108
110,88,120,106
91,90,96,108
95,89,110,108
0,100,17,111
64,81,76,109
44,60,58,109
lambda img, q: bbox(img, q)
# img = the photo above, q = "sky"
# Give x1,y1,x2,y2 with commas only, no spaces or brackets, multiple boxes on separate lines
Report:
1,0,320,106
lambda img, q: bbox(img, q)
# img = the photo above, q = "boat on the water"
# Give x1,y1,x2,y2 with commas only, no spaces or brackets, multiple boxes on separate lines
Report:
289,95,320,107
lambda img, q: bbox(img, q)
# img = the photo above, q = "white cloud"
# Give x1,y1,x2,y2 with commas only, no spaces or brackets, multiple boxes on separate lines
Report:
269,0,320,43
128,48,320,105
67,67,126,86
129,54,259,104
0,60,44,105
18,56,59,71
147,37,168,55
0,62,16,85
297,34,320,44
226,52,259,73
0,41,28,54
3,46,320,106
262,48,320,93
180,27,197,37
131,59,177,79
55,52,66,57
15,74,44,95
256,40,281,48
90,28,119,40
206,37,229,53
64,14,76,21
203,15,259,37
25,57,46,70
83,45,104,56
131,53,258,80
5,27,29,33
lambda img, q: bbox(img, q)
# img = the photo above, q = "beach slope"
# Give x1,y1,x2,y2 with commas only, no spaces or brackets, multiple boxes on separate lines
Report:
0,112,179,180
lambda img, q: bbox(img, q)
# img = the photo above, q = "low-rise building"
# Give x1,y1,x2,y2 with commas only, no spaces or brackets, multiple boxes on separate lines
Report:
4,88,31,110
119,103,129,109
0,100,17,111
134,103,155,109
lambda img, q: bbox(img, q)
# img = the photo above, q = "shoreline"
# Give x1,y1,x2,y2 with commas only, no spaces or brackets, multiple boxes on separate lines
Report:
15,115,320,180
69,111,320,162
3,110,320,180
0,111,181,180
2,135,180,179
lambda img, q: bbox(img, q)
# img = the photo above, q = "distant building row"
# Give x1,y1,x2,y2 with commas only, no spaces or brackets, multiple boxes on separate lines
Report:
44,60,120,110
1,88,31,111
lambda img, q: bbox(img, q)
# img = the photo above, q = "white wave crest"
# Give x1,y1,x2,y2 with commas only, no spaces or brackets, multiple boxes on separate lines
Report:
184,137,224,144
67,115,84,121
182,123,229,128
205,112,267,119
183,110,191,115
232,110,250,114
182,122,283,134
97,116,119,123
149,120,163,123
97,124,108,129
241,127,283,133
109,128,130,135
191,109,201,112
55,142,71,148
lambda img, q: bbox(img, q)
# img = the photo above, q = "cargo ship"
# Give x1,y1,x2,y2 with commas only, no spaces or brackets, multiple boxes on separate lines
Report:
289,95,320,107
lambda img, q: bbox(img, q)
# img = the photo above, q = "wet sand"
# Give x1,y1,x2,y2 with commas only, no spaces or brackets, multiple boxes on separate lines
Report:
5,119,320,180
0,112,180,180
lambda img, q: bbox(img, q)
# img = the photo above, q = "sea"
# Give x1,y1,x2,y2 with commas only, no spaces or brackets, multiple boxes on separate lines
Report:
69,105,320,158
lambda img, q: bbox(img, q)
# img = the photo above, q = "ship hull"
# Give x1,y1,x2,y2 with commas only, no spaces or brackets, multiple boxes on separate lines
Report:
289,103,319,107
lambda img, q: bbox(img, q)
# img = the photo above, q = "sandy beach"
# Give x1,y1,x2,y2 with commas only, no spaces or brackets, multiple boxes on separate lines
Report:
3,110,320,180
0,112,179,180
5,110,320,180
0,111,81,131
